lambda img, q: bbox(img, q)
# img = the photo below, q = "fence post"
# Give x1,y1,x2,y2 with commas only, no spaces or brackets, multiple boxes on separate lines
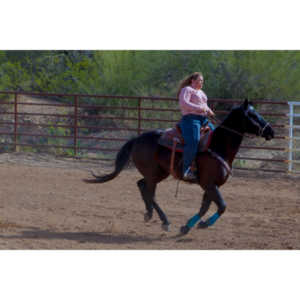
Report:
14,93,18,152
137,98,142,135
74,96,78,156
288,102,294,172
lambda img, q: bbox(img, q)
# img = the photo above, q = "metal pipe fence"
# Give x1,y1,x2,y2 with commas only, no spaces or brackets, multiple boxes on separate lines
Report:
0,91,298,173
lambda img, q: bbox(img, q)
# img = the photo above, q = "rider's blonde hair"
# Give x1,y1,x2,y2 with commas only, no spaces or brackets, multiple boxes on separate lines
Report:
176,72,203,98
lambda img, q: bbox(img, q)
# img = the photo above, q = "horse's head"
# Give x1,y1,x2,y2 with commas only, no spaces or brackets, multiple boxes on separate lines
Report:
238,99,275,140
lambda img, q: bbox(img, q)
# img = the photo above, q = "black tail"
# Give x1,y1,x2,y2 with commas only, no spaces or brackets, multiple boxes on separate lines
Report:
84,137,136,184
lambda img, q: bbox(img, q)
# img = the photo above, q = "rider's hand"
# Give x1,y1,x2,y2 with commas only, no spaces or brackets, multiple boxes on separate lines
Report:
207,109,215,117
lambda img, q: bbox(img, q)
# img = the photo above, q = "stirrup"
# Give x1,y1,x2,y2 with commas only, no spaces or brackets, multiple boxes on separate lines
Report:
183,168,197,181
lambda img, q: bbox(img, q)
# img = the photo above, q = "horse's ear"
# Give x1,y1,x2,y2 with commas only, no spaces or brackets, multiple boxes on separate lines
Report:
243,98,249,109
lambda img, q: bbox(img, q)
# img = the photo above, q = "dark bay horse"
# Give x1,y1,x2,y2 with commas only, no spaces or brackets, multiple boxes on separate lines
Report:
84,99,274,235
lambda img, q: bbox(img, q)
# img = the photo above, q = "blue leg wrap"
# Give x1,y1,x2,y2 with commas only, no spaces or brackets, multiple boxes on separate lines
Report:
187,214,201,228
206,212,220,227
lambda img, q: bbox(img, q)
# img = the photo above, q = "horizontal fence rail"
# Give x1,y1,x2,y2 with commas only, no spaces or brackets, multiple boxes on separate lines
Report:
0,91,298,174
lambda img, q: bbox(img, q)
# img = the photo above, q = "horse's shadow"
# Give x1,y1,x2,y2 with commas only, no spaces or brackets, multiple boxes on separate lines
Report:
0,227,194,246
0,228,170,245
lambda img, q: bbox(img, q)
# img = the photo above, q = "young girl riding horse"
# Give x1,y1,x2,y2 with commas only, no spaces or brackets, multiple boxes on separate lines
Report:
177,72,215,181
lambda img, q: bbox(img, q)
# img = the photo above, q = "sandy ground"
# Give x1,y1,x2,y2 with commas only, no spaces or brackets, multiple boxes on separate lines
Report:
0,152,299,250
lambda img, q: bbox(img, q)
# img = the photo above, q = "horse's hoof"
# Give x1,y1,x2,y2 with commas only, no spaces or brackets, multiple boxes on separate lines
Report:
197,221,209,229
180,225,190,235
162,224,170,232
144,213,152,222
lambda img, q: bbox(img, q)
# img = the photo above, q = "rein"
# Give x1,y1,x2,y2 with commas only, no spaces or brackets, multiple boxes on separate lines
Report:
208,115,250,138
209,115,266,139
208,115,269,146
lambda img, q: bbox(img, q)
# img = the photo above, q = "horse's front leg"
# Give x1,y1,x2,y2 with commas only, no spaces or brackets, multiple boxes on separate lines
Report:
180,190,212,235
197,185,226,229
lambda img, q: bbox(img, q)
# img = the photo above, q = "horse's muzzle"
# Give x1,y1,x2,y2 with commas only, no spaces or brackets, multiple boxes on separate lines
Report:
262,124,275,140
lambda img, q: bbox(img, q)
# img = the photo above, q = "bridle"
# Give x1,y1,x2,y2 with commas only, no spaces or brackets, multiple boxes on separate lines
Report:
244,105,271,138
258,122,270,137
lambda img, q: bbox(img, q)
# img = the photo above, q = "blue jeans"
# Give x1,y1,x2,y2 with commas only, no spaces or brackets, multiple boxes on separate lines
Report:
179,114,214,174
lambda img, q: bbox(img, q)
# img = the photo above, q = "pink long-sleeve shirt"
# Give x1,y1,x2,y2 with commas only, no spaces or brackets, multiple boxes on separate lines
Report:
179,86,210,116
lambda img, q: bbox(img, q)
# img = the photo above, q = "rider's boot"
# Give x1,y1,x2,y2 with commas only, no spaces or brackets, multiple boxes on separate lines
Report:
183,167,197,181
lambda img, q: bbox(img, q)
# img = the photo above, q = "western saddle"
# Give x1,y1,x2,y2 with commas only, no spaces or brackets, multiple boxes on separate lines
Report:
158,123,213,179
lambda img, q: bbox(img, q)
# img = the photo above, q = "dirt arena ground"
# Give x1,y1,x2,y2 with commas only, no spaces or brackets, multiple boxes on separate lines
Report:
0,152,299,250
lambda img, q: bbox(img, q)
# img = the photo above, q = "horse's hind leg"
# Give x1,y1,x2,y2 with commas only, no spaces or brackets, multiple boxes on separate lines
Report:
152,200,170,231
137,179,154,222
137,178,170,231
